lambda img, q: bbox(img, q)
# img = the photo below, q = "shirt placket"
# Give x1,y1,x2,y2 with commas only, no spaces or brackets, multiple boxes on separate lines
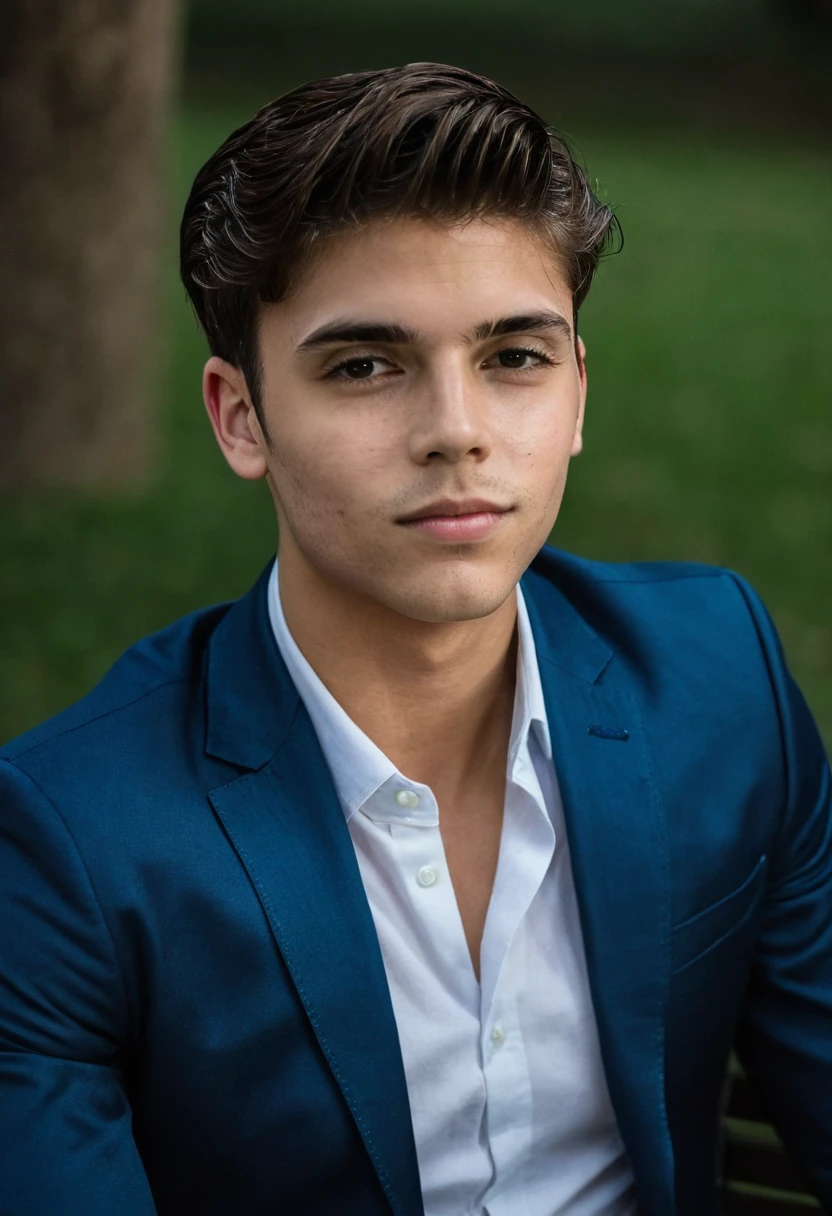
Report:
386,812,479,992
479,741,555,1215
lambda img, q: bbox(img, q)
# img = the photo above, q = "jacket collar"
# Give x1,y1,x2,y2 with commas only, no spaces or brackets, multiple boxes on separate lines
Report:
204,546,613,772
204,560,300,770
204,546,675,1214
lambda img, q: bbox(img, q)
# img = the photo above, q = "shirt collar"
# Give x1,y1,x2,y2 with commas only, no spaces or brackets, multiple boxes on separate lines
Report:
513,577,553,765
267,557,551,823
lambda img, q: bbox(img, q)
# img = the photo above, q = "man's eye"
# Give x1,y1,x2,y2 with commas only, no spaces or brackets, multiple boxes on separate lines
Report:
494,347,554,370
325,347,555,381
327,356,388,380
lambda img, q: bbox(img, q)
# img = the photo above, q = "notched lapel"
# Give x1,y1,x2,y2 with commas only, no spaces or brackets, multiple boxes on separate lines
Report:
203,551,675,1213
523,562,676,1215
208,707,424,1216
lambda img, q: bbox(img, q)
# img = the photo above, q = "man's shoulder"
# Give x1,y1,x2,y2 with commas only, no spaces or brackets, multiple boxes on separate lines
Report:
529,546,800,784
527,544,778,681
1,598,234,771
532,543,761,618
533,543,730,590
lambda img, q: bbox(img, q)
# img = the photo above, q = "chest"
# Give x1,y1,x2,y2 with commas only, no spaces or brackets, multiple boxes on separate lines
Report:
344,768,632,1214
438,782,506,977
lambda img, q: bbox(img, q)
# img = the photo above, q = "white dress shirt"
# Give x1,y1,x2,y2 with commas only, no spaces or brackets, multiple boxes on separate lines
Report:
268,558,637,1216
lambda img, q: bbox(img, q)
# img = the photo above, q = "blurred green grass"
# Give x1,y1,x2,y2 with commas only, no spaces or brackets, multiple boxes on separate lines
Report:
0,97,829,749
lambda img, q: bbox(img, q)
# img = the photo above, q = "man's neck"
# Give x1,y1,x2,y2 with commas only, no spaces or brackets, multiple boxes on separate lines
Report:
278,553,519,798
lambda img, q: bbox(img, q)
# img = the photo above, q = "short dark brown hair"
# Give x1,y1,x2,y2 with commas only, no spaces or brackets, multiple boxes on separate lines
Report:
180,63,621,421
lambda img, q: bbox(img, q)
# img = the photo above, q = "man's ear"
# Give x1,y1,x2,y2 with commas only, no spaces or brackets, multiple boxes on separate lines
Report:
572,335,587,457
202,356,269,481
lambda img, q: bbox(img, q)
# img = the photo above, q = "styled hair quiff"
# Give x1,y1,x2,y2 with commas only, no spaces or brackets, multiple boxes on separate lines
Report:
180,62,621,419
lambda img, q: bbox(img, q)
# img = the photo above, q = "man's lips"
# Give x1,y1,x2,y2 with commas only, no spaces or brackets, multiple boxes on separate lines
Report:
397,498,511,523
398,508,513,542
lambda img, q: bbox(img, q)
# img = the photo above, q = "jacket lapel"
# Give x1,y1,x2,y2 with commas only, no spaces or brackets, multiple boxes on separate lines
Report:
204,564,423,1216
202,551,676,1216
522,553,676,1215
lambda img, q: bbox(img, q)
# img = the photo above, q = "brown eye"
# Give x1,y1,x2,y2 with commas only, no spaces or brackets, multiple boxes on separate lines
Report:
341,358,377,379
326,355,398,382
493,347,553,370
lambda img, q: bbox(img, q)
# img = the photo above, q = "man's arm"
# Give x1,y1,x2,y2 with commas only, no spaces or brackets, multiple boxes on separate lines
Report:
728,573,832,1207
0,758,157,1215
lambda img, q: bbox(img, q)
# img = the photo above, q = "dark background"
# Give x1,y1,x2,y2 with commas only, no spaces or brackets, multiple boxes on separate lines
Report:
1,0,830,746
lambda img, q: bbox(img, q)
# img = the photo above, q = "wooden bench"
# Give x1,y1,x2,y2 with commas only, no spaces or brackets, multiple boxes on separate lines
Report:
719,1056,823,1213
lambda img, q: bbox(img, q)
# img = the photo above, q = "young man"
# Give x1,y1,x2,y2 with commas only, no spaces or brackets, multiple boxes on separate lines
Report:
0,63,829,1216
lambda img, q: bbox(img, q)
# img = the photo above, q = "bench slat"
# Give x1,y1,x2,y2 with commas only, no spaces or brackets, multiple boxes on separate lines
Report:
722,1187,820,1215
723,1136,816,1196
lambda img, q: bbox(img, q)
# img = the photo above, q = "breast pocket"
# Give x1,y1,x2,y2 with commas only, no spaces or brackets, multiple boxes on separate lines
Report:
670,853,768,976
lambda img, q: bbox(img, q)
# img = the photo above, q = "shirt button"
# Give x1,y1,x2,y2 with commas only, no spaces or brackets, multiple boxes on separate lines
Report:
395,789,420,808
491,1024,505,1045
416,865,438,888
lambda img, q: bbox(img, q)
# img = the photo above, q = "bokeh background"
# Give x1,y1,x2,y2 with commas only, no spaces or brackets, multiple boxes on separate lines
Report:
1,0,830,747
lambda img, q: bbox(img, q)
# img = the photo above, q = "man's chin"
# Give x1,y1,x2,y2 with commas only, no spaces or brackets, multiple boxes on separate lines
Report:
374,568,519,626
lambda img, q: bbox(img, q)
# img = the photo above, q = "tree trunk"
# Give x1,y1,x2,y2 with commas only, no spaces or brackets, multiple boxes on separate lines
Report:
0,0,179,491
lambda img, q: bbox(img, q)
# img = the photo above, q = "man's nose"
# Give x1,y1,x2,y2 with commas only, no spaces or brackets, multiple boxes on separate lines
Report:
407,363,494,465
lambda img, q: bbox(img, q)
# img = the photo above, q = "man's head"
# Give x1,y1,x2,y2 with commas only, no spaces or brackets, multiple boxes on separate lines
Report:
180,64,620,626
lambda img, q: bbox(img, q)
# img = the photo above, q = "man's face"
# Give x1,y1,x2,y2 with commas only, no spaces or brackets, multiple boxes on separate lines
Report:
251,216,586,623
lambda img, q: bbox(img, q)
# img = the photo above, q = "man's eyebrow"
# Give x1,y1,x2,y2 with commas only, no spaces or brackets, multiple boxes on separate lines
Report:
472,311,573,342
295,321,420,353
294,309,573,354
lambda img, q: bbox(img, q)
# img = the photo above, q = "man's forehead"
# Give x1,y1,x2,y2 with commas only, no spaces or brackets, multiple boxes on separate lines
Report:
303,213,563,269
262,215,573,343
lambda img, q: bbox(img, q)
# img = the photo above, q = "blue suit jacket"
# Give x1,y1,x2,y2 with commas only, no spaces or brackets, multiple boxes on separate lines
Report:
1,545,830,1216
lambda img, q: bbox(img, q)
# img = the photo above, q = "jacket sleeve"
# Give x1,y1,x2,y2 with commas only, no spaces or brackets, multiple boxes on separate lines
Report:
727,572,832,1208
0,758,157,1215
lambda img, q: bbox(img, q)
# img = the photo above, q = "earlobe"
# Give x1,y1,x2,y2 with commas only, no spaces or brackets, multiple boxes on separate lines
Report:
202,356,269,481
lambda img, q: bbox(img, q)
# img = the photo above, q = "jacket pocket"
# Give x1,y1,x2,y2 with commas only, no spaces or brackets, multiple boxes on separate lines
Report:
670,853,768,975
